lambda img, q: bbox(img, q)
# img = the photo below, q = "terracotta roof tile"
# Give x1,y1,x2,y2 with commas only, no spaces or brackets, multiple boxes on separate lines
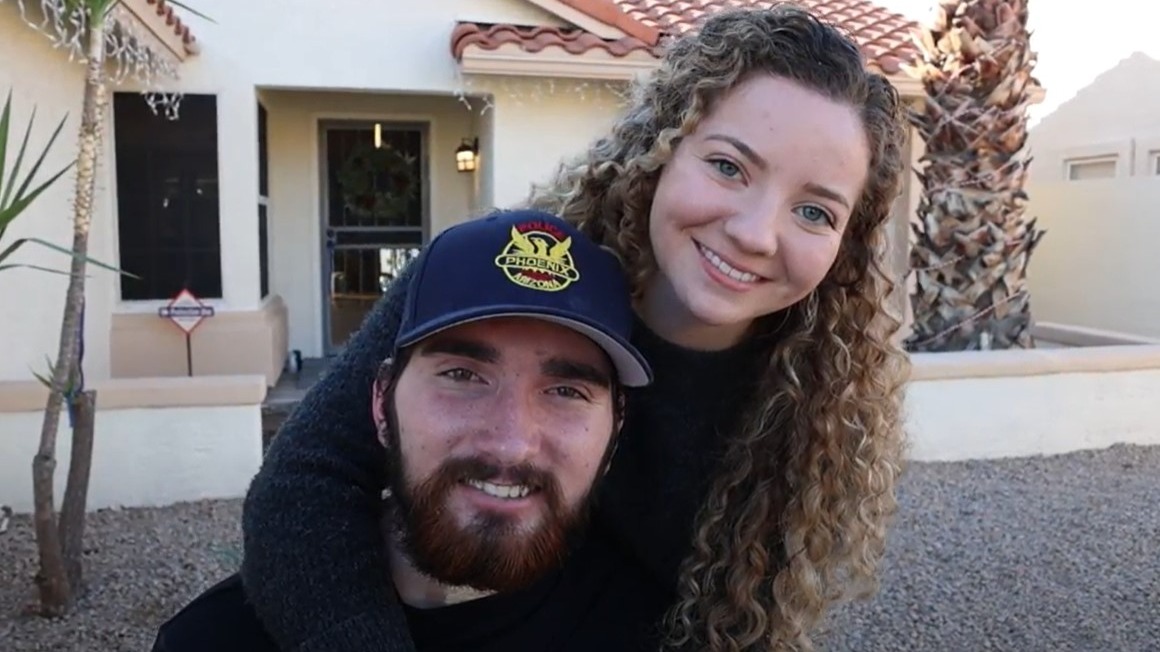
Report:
451,22,658,60
616,0,919,72
557,0,662,44
453,0,919,75
144,0,198,53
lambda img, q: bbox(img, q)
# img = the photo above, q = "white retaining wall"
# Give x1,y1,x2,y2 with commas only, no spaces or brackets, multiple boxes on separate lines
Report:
906,344,1160,462
0,376,265,514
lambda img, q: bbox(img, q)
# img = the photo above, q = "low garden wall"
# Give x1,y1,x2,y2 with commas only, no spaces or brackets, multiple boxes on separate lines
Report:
906,330,1160,461
0,375,266,514
3,323,1157,512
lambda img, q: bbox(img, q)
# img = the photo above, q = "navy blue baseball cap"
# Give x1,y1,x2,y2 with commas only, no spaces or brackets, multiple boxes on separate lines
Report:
394,209,652,387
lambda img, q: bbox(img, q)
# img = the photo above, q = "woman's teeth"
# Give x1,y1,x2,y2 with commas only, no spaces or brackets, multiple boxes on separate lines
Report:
697,243,760,283
467,479,531,499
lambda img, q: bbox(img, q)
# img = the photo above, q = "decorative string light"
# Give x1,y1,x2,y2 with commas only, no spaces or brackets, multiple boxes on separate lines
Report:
4,0,186,118
452,72,635,116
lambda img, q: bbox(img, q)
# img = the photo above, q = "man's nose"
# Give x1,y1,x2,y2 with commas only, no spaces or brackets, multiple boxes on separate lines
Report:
475,387,541,464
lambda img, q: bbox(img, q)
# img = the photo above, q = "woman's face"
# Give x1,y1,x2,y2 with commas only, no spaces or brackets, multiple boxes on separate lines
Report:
643,73,871,349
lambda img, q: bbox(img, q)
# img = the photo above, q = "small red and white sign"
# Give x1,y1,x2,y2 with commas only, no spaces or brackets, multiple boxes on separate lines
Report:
158,288,215,334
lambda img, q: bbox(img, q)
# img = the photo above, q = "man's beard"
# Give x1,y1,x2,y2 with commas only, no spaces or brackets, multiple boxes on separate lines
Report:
380,402,603,594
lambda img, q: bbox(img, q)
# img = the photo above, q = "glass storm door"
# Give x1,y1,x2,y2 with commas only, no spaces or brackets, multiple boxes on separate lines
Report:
321,122,426,354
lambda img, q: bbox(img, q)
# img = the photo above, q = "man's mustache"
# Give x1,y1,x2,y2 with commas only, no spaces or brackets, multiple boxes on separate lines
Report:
439,457,556,493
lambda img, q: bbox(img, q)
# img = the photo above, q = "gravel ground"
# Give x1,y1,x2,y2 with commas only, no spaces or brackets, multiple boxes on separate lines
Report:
1,444,1157,651
1,500,242,652
822,443,1160,652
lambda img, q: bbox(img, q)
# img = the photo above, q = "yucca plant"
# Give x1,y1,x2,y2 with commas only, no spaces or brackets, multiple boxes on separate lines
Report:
9,0,209,616
0,91,74,272
0,90,127,274
0,88,128,616
904,0,1046,352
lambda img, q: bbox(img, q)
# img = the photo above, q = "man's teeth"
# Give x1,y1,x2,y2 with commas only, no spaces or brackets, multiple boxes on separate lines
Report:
697,243,760,283
467,479,531,499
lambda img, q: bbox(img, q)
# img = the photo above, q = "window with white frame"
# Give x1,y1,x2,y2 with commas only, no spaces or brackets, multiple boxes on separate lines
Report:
1065,155,1118,181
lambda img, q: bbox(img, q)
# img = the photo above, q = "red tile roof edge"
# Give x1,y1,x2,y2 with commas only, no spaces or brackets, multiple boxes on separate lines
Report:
144,0,197,52
452,22,914,75
556,0,661,45
454,1,920,75
451,22,660,60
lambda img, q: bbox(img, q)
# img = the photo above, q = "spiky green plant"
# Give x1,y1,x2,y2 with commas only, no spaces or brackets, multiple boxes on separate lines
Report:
9,0,211,616
0,90,129,274
0,91,73,271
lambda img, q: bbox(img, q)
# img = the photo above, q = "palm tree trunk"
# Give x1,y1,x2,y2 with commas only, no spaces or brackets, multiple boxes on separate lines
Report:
904,0,1045,352
32,7,108,616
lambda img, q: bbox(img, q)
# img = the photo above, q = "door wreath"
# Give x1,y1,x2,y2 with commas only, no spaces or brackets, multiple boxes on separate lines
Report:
336,140,419,222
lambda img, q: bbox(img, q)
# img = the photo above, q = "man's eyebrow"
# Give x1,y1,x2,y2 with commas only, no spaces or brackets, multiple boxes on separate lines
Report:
705,133,768,170
417,337,499,363
542,357,612,389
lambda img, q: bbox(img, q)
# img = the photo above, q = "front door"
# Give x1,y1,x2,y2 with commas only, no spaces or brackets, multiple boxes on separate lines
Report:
320,121,426,355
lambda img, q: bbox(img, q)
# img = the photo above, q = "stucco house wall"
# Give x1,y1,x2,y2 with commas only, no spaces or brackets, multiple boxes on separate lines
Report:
1025,52,1160,339
2,0,927,382
0,0,635,377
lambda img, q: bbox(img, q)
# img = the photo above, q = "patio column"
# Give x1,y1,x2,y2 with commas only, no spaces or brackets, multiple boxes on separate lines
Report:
215,83,263,310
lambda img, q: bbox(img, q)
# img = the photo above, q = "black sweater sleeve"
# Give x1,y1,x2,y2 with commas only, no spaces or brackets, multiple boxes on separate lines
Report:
239,259,419,652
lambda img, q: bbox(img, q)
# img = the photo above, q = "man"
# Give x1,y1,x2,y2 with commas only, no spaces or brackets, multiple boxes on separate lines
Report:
152,210,670,651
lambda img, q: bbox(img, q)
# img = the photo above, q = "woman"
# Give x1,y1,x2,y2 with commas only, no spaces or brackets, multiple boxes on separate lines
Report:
241,5,910,651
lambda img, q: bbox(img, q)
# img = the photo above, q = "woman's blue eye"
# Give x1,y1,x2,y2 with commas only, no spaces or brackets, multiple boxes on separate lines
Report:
797,205,833,226
713,159,741,178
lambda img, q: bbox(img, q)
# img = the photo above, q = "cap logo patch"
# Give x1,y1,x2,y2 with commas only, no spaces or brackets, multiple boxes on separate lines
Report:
495,222,580,292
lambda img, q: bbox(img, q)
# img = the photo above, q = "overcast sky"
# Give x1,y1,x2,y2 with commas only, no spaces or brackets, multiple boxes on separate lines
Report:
878,0,1160,126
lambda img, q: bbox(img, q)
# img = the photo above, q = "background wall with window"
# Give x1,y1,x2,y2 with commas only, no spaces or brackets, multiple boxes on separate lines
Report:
1022,52,1160,339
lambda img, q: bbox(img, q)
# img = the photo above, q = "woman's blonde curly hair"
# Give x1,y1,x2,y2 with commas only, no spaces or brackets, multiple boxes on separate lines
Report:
522,4,911,650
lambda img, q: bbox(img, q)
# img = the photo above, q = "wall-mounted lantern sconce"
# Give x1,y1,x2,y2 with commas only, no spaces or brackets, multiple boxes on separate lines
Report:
374,123,383,149
456,137,479,173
